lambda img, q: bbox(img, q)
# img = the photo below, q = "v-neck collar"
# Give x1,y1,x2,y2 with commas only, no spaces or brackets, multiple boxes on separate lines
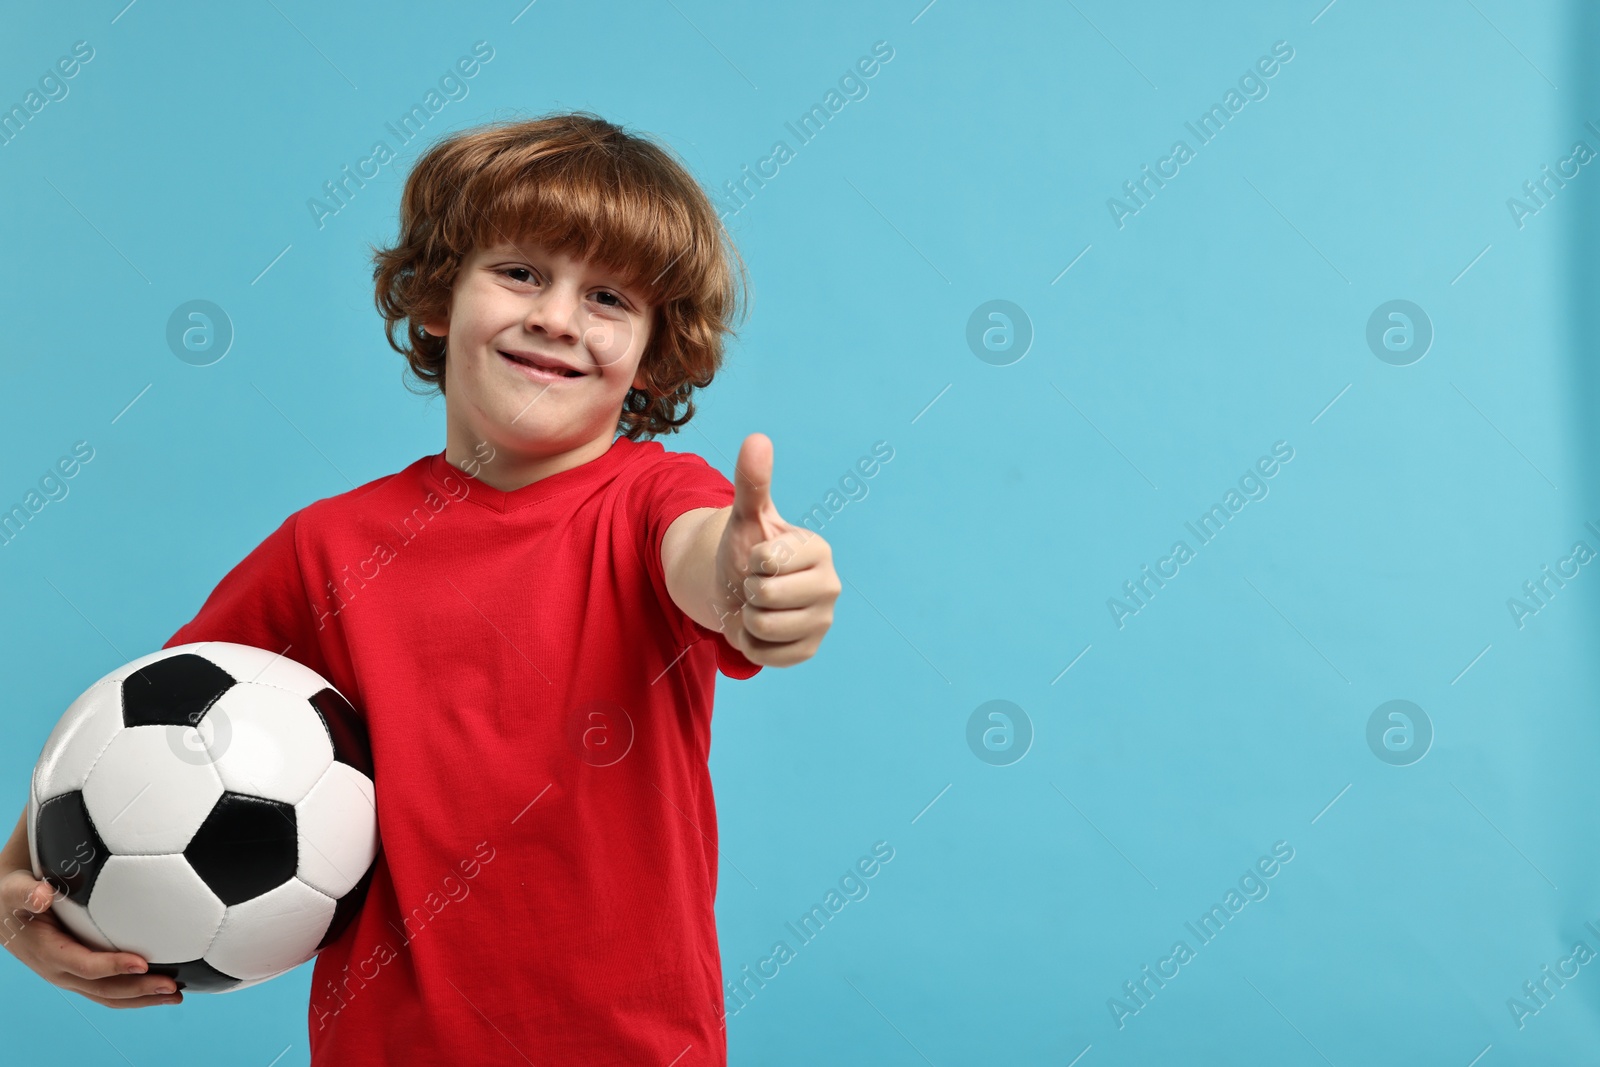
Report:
422,436,644,514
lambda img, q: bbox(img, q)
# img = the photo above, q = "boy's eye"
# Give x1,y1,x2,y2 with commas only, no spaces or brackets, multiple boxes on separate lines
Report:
501,268,627,310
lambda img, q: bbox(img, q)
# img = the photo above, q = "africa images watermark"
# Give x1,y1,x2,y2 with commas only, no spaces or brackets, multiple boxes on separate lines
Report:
307,41,496,231
1504,918,1600,1031
1,441,97,550
721,841,896,1021
1108,840,1296,1030
1505,117,1600,231
1106,40,1296,230
714,40,895,221
1,833,102,950
798,440,895,535
312,839,498,1030
313,440,493,630
0,39,95,149
1505,520,1600,631
1107,441,1295,629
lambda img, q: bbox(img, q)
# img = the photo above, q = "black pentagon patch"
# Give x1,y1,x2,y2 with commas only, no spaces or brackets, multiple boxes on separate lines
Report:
34,792,109,904
122,653,236,729
184,793,297,907
310,688,374,781
146,957,244,994
318,848,379,951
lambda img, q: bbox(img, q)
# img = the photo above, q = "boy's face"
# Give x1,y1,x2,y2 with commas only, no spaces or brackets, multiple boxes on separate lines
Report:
425,239,654,459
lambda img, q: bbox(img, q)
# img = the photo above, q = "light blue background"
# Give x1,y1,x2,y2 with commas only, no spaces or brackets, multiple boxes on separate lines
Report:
2,1,1597,1063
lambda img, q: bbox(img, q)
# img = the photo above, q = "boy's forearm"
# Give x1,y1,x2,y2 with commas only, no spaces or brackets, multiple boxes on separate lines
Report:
665,505,736,634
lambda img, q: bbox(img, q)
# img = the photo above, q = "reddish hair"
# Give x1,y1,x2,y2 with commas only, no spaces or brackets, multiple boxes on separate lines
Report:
370,111,750,440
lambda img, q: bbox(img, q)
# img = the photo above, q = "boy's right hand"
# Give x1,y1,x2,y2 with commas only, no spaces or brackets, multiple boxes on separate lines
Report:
0,869,183,1007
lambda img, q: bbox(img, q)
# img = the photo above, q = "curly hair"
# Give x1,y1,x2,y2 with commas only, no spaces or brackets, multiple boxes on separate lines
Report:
370,111,750,440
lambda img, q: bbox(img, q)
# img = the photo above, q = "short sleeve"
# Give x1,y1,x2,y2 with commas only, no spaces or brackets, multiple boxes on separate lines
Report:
632,450,763,680
163,510,330,679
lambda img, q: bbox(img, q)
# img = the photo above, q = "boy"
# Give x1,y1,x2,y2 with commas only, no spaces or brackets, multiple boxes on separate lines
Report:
0,111,839,1065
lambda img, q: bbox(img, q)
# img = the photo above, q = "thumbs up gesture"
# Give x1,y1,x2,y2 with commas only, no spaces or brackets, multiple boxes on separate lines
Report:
712,433,840,667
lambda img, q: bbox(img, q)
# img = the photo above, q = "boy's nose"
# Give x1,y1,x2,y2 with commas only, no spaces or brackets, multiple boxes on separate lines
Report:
524,292,582,343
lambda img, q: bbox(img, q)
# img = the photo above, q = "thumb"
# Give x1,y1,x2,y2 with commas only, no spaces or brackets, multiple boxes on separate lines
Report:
730,433,775,524
2,869,54,913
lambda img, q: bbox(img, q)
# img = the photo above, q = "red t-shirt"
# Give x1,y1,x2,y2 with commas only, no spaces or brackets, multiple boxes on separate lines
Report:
162,436,760,1066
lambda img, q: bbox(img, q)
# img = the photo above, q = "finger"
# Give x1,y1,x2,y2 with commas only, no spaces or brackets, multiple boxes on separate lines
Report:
64,973,180,1000
730,627,818,668
744,569,841,610
0,870,55,914
730,433,775,525
78,989,183,1009
49,930,151,982
741,604,832,644
748,529,829,577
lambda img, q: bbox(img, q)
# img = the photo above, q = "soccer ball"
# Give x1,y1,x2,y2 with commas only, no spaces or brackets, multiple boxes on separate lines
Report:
26,642,379,993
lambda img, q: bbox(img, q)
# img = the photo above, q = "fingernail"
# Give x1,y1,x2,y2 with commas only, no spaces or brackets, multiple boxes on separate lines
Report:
126,963,147,974
157,984,176,995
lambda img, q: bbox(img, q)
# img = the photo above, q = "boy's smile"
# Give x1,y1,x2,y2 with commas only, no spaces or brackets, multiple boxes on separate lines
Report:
426,239,654,490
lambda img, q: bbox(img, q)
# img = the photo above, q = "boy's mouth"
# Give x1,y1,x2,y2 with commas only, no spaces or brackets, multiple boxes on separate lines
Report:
499,350,585,379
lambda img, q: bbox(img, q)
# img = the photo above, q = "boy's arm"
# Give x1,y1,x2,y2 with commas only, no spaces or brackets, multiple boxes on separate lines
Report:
661,434,839,668
661,505,735,634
